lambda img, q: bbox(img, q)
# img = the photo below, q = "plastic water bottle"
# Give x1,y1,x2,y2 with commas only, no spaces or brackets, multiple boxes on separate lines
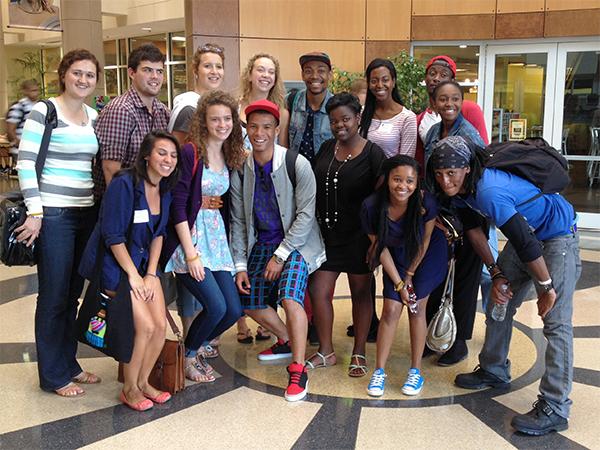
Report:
491,284,510,321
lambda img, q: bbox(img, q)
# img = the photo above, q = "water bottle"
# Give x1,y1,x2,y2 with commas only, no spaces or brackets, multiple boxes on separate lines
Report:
491,284,510,321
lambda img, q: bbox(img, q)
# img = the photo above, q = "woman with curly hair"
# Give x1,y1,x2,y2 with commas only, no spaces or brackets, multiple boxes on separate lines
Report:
162,91,246,382
238,53,289,148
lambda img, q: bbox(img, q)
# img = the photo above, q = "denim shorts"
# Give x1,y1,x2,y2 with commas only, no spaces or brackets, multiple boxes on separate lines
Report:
240,243,308,310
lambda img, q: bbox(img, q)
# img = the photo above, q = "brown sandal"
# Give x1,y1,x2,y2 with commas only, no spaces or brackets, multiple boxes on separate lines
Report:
72,371,101,384
255,326,271,341
55,382,85,397
237,328,253,344
185,360,215,383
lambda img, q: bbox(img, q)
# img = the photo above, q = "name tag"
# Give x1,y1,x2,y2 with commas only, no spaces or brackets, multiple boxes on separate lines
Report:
133,209,149,223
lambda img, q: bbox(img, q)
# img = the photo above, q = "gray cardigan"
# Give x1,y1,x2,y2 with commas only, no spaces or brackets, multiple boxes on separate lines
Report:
230,144,326,274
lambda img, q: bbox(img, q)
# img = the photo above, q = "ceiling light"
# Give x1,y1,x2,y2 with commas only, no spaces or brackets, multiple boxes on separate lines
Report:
459,45,467,48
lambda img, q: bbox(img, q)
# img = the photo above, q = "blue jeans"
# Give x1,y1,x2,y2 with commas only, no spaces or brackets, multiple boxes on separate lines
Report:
480,225,499,311
178,270,242,355
479,233,581,418
36,206,95,391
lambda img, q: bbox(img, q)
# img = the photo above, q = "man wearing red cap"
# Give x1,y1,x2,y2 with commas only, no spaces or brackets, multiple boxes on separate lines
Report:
230,99,326,401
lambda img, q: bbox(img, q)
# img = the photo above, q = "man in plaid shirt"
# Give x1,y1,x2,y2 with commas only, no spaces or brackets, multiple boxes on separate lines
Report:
94,44,170,197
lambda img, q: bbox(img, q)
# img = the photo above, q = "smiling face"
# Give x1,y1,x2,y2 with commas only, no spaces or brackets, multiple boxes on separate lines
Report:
246,111,279,154
129,60,164,98
301,60,332,96
145,138,178,182
368,66,395,103
328,105,360,143
62,60,97,99
205,103,233,144
388,165,418,204
195,52,224,92
250,57,276,95
433,83,463,124
433,166,470,197
425,64,454,95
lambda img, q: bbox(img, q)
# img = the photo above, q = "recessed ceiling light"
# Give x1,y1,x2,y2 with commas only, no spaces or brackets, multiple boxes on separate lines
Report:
459,45,467,49
141,27,152,32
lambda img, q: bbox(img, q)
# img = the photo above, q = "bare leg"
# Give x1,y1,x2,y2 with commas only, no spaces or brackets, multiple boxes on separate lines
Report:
137,288,168,398
281,299,307,364
308,270,339,358
349,273,374,358
237,316,250,333
408,296,429,369
375,299,403,369
245,307,289,341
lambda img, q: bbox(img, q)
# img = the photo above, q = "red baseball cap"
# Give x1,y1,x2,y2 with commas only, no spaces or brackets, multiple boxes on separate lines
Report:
245,99,280,122
426,55,457,77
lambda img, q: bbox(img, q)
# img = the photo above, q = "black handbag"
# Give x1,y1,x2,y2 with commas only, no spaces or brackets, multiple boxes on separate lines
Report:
0,100,57,266
75,234,135,362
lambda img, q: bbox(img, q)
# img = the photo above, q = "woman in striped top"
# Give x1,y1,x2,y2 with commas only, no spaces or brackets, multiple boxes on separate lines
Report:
359,58,417,158
16,49,102,398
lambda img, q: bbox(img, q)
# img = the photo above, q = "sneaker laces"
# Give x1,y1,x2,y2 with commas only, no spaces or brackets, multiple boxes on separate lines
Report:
370,371,386,387
288,367,303,385
405,371,421,387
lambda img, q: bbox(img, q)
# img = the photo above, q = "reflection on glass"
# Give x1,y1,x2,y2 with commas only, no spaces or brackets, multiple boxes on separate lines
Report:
119,39,127,66
104,40,117,66
130,34,167,55
170,32,186,62
561,50,600,214
104,69,118,97
171,64,187,98
120,67,129,92
413,45,480,103
491,53,547,143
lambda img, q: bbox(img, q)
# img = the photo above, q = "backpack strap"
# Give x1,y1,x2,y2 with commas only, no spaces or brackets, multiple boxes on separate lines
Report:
189,142,200,177
285,149,298,188
35,99,58,183
286,89,298,113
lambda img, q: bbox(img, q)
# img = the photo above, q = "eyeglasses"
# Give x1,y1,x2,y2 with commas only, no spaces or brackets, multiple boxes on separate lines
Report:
200,44,224,55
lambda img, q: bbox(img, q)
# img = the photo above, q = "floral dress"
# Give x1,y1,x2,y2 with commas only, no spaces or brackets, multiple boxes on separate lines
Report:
165,166,234,273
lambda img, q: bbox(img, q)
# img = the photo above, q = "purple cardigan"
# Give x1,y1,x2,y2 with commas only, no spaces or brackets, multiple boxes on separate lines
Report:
160,143,230,268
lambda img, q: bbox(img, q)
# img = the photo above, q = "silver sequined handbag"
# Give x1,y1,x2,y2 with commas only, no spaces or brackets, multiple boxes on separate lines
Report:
426,258,456,352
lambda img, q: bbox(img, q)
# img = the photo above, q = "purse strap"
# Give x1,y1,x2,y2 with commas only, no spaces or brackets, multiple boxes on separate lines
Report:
441,258,455,307
165,306,182,340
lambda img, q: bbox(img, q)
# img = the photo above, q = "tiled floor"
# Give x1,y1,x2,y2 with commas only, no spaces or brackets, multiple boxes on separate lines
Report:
0,248,598,449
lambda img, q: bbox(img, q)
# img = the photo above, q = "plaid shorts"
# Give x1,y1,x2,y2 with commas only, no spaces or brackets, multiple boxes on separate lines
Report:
240,242,308,310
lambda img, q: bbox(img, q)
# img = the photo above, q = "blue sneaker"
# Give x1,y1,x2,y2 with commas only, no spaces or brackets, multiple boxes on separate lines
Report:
367,368,386,397
401,368,424,396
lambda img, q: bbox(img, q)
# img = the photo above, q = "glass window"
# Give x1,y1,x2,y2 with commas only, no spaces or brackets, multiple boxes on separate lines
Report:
170,64,187,98
104,68,118,97
119,39,128,66
491,53,547,143
104,40,117,66
170,32,186,62
561,50,600,214
130,34,167,56
120,67,129,91
413,45,480,103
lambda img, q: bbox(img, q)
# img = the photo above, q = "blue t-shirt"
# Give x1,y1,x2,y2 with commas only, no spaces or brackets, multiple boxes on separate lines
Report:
253,159,284,244
457,168,575,241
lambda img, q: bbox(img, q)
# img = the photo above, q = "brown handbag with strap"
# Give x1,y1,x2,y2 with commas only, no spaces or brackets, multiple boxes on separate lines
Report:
118,307,186,394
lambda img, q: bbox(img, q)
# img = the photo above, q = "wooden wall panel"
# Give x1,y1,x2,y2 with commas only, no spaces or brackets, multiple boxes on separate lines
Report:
365,41,410,65
240,39,365,81
412,15,495,40
545,0,600,11
187,35,240,92
184,0,239,37
495,13,544,38
412,0,496,16
366,0,411,40
545,9,600,37
496,0,544,13
239,0,366,40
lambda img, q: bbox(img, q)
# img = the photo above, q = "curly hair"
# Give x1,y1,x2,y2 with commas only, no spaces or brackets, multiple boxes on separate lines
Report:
238,53,285,110
192,42,225,74
187,90,246,170
58,49,101,93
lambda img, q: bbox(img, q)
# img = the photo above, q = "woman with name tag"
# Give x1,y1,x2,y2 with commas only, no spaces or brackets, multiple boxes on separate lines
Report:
80,130,180,410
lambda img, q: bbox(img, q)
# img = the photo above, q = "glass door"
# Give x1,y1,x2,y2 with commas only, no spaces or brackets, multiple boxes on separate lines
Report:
552,42,600,228
484,44,557,144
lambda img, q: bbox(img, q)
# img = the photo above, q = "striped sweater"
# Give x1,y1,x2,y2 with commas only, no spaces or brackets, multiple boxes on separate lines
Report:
16,98,99,214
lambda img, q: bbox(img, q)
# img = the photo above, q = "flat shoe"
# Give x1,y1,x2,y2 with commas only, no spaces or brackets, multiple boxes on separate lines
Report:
55,382,85,397
305,351,336,369
237,329,253,344
348,354,368,378
72,371,102,384
120,391,153,411
255,326,271,341
143,390,171,404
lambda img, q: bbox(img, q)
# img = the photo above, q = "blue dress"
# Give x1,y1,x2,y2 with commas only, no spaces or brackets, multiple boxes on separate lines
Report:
361,191,448,300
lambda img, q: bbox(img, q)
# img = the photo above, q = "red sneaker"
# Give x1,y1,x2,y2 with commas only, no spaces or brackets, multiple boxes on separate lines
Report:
257,339,292,361
285,362,308,402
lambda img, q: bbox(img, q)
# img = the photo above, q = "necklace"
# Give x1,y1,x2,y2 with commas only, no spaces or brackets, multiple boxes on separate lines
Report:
324,142,352,229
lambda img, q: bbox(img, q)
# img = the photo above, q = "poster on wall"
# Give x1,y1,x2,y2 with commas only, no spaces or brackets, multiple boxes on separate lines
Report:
7,0,61,31
509,119,527,141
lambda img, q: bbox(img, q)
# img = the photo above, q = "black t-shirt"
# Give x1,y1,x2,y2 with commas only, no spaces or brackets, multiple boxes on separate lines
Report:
313,139,385,246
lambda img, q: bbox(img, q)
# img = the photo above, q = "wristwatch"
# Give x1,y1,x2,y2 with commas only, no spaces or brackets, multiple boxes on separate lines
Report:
538,279,554,293
273,255,285,265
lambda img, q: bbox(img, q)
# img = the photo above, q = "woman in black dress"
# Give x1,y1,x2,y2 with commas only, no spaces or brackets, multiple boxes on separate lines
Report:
307,93,385,377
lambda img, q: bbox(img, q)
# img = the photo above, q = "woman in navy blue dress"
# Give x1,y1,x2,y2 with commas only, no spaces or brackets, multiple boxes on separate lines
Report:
361,155,447,397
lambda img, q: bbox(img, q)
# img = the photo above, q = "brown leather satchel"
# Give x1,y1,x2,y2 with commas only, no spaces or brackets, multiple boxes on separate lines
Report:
118,307,185,394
